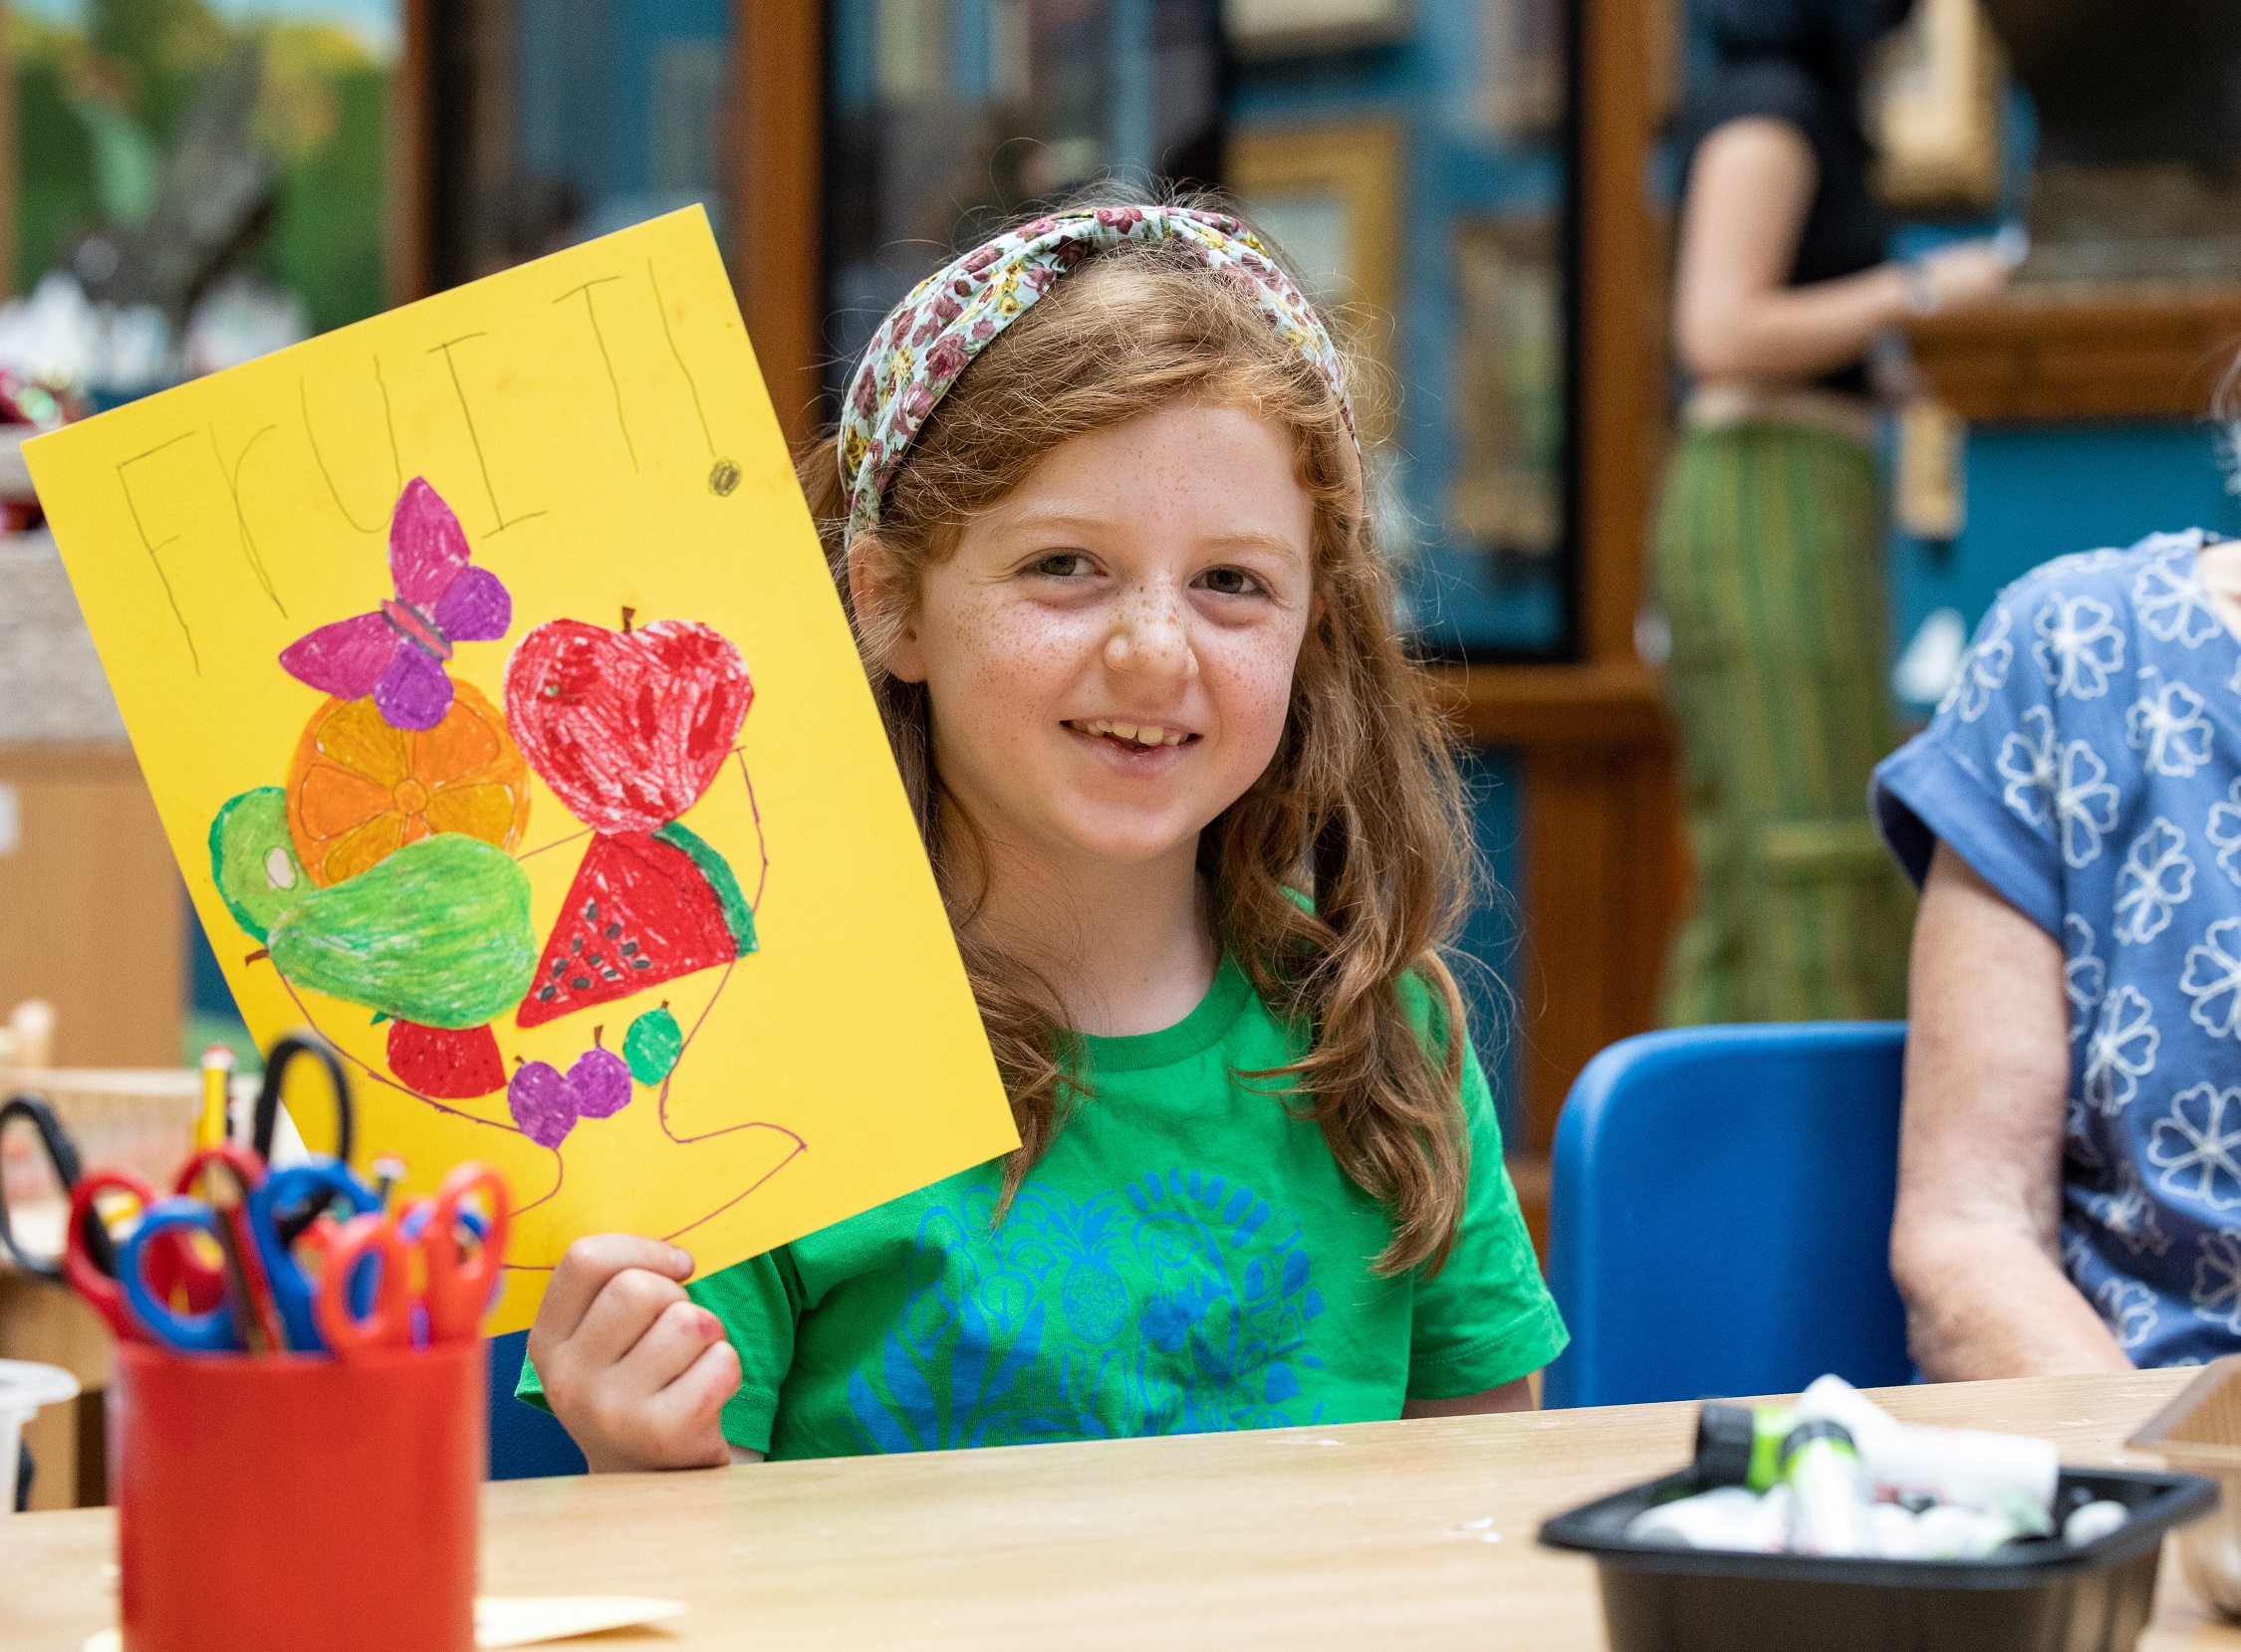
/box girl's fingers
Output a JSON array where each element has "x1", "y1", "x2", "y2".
[
  {"x1": 642, "y1": 1335, "x2": 743, "y2": 1468},
  {"x1": 538, "y1": 1235, "x2": 693, "y2": 1344},
  {"x1": 564, "y1": 1264, "x2": 689, "y2": 1374},
  {"x1": 614, "y1": 1298, "x2": 727, "y2": 1402}
]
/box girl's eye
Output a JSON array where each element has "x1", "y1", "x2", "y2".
[
  {"x1": 1029, "y1": 552, "x2": 1093, "y2": 578},
  {"x1": 1196, "y1": 567, "x2": 1263, "y2": 596}
]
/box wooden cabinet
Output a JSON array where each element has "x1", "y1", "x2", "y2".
[
  {"x1": 1910, "y1": 289, "x2": 2241, "y2": 423},
  {"x1": 0, "y1": 746, "x2": 182, "y2": 1070}
]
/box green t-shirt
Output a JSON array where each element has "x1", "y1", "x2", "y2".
[{"x1": 520, "y1": 956, "x2": 1565, "y2": 1460}]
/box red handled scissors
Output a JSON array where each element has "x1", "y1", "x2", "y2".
[
  {"x1": 314, "y1": 1163, "x2": 509, "y2": 1353},
  {"x1": 63, "y1": 1145, "x2": 273, "y2": 1344}
]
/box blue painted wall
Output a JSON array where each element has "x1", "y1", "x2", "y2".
[
  {"x1": 1890, "y1": 420, "x2": 2241, "y2": 662},
  {"x1": 1231, "y1": 4, "x2": 1570, "y2": 655},
  {"x1": 516, "y1": 0, "x2": 732, "y2": 244}
]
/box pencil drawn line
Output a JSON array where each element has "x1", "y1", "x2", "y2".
[
  {"x1": 651, "y1": 958, "x2": 801, "y2": 1154},
  {"x1": 512, "y1": 1149, "x2": 564, "y2": 1218},
  {"x1": 656, "y1": 958, "x2": 735, "y2": 1143},
  {"x1": 116, "y1": 431, "x2": 200, "y2": 671},
  {"x1": 272, "y1": 973, "x2": 532, "y2": 1138},
  {"x1": 429, "y1": 332, "x2": 542, "y2": 534},
  {"x1": 556, "y1": 276, "x2": 636, "y2": 471},
  {"x1": 735, "y1": 749, "x2": 769, "y2": 911},
  {"x1": 497, "y1": 1127, "x2": 786, "y2": 1277},
  {"x1": 374, "y1": 357, "x2": 401, "y2": 487},
  {"x1": 208, "y1": 422, "x2": 284, "y2": 615},
  {"x1": 658, "y1": 1139, "x2": 808, "y2": 1244},
  {"x1": 519, "y1": 827, "x2": 593, "y2": 861},
  {"x1": 646, "y1": 259, "x2": 715, "y2": 457},
  {"x1": 300, "y1": 374, "x2": 386, "y2": 534}
]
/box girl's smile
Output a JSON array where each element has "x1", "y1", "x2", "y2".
[{"x1": 876, "y1": 400, "x2": 1315, "y2": 873}]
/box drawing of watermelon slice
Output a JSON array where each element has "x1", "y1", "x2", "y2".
[{"x1": 517, "y1": 822, "x2": 756, "y2": 1029}]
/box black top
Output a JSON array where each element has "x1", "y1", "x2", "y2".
[{"x1": 1676, "y1": 59, "x2": 1890, "y2": 394}]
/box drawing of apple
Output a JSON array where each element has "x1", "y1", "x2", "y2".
[{"x1": 504, "y1": 617, "x2": 752, "y2": 833}]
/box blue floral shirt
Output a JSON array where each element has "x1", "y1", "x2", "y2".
[{"x1": 1874, "y1": 530, "x2": 2241, "y2": 1367}]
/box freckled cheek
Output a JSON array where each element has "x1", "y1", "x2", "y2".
[
  {"x1": 1200, "y1": 628, "x2": 1305, "y2": 761},
  {"x1": 923, "y1": 599, "x2": 1105, "y2": 735}
]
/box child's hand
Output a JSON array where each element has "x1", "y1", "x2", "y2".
[{"x1": 527, "y1": 1235, "x2": 742, "y2": 1473}]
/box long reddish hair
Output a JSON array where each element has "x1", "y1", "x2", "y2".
[{"x1": 800, "y1": 197, "x2": 1481, "y2": 1274}]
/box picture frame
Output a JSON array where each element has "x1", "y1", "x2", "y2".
[
  {"x1": 1448, "y1": 213, "x2": 1566, "y2": 564},
  {"x1": 1223, "y1": 0, "x2": 1413, "y2": 59},
  {"x1": 1478, "y1": 0, "x2": 1568, "y2": 138},
  {"x1": 1225, "y1": 119, "x2": 1404, "y2": 443}
]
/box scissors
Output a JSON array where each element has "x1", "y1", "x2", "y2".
[
  {"x1": 251, "y1": 1160, "x2": 383, "y2": 1350},
  {"x1": 0, "y1": 1093, "x2": 228, "y2": 1337},
  {"x1": 250, "y1": 1032, "x2": 355, "y2": 1167},
  {"x1": 116, "y1": 1155, "x2": 382, "y2": 1353},
  {"x1": 0, "y1": 1093, "x2": 85, "y2": 1283},
  {"x1": 314, "y1": 1163, "x2": 510, "y2": 1353},
  {"x1": 110, "y1": 1145, "x2": 283, "y2": 1352}
]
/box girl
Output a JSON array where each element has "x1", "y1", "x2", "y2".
[{"x1": 522, "y1": 195, "x2": 1566, "y2": 1468}]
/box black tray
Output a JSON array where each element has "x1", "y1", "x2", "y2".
[{"x1": 1538, "y1": 1465, "x2": 2218, "y2": 1652}]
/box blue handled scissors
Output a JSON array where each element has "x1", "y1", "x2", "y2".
[
  {"x1": 117, "y1": 1159, "x2": 380, "y2": 1352},
  {"x1": 116, "y1": 1194, "x2": 252, "y2": 1352},
  {"x1": 248, "y1": 1162, "x2": 381, "y2": 1351}
]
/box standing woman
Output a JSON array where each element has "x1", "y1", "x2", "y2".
[{"x1": 1656, "y1": 0, "x2": 2010, "y2": 1024}]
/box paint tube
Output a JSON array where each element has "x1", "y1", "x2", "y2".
[
  {"x1": 1694, "y1": 1403, "x2": 1797, "y2": 1493},
  {"x1": 1794, "y1": 1375, "x2": 2059, "y2": 1517},
  {"x1": 1626, "y1": 1485, "x2": 1792, "y2": 1552},
  {"x1": 1868, "y1": 1494, "x2": 2048, "y2": 1558},
  {"x1": 1780, "y1": 1420, "x2": 1874, "y2": 1557},
  {"x1": 2064, "y1": 1500, "x2": 2129, "y2": 1546}
]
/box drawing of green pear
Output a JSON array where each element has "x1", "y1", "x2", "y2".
[{"x1": 268, "y1": 832, "x2": 537, "y2": 1029}]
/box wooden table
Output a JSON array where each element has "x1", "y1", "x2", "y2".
[{"x1": 3, "y1": 1369, "x2": 2235, "y2": 1649}]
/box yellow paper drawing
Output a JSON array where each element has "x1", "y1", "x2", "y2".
[{"x1": 26, "y1": 209, "x2": 1018, "y2": 1332}]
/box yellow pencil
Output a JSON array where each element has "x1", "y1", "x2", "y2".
[{"x1": 194, "y1": 1045, "x2": 236, "y2": 1151}]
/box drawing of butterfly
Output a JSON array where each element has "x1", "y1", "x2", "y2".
[{"x1": 279, "y1": 476, "x2": 511, "y2": 732}]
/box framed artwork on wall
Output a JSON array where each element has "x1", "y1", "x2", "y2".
[
  {"x1": 1448, "y1": 214, "x2": 1565, "y2": 567},
  {"x1": 1225, "y1": 119, "x2": 1402, "y2": 443},
  {"x1": 1476, "y1": 0, "x2": 1566, "y2": 137},
  {"x1": 821, "y1": 0, "x2": 1224, "y2": 414},
  {"x1": 1223, "y1": 0, "x2": 1412, "y2": 59}
]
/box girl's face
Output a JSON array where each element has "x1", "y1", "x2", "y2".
[{"x1": 879, "y1": 401, "x2": 1317, "y2": 875}]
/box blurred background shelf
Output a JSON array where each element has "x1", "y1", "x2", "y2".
[{"x1": 1909, "y1": 287, "x2": 2241, "y2": 423}]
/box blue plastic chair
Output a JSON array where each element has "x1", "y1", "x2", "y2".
[
  {"x1": 1543, "y1": 1022, "x2": 1914, "y2": 1409},
  {"x1": 487, "y1": 1329, "x2": 589, "y2": 1479}
]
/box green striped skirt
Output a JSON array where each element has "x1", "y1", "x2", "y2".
[{"x1": 1652, "y1": 420, "x2": 1913, "y2": 1026}]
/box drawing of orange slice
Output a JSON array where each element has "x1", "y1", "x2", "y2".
[{"x1": 285, "y1": 679, "x2": 530, "y2": 886}]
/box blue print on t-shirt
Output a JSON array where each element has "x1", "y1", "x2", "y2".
[
  {"x1": 844, "y1": 1170, "x2": 1327, "y2": 1452},
  {"x1": 1873, "y1": 531, "x2": 2241, "y2": 1368}
]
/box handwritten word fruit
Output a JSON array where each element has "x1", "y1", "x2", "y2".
[
  {"x1": 503, "y1": 617, "x2": 751, "y2": 833},
  {"x1": 623, "y1": 1005, "x2": 684, "y2": 1085},
  {"x1": 286, "y1": 680, "x2": 529, "y2": 887},
  {"x1": 386, "y1": 1020, "x2": 507, "y2": 1099},
  {"x1": 507, "y1": 1047, "x2": 632, "y2": 1148},
  {"x1": 279, "y1": 477, "x2": 512, "y2": 732},
  {"x1": 208, "y1": 787, "x2": 312, "y2": 942},
  {"x1": 517, "y1": 822, "x2": 755, "y2": 1029},
  {"x1": 268, "y1": 833, "x2": 538, "y2": 1029}
]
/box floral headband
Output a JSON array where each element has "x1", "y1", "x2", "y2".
[{"x1": 838, "y1": 203, "x2": 1355, "y2": 542}]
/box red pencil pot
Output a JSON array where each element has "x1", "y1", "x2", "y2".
[{"x1": 113, "y1": 1338, "x2": 483, "y2": 1652}]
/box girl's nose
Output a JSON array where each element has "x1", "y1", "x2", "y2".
[{"x1": 1104, "y1": 595, "x2": 1197, "y2": 681}]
